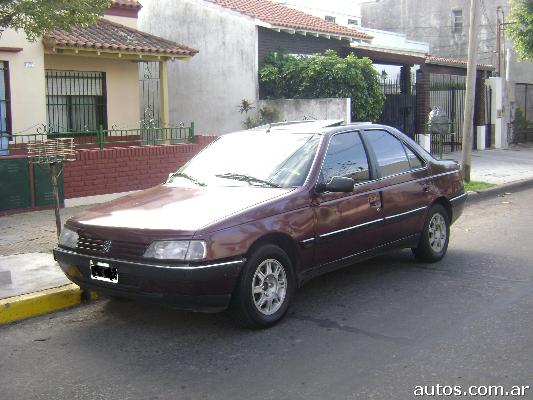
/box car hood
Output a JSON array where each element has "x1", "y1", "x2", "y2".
[{"x1": 69, "y1": 185, "x2": 294, "y2": 232}]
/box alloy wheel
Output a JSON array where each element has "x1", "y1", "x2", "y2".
[
  {"x1": 428, "y1": 213, "x2": 447, "y2": 253},
  {"x1": 251, "y1": 258, "x2": 287, "y2": 316}
]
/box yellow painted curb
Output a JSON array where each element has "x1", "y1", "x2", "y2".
[{"x1": 0, "y1": 284, "x2": 97, "y2": 325}]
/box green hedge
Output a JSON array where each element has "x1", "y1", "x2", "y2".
[{"x1": 259, "y1": 50, "x2": 384, "y2": 122}]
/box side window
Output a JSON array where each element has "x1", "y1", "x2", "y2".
[
  {"x1": 404, "y1": 146, "x2": 424, "y2": 170},
  {"x1": 320, "y1": 131, "x2": 370, "y2": 184},
  {"x1": 365, "y1": 130, "x2": 411, "y2": 177}
]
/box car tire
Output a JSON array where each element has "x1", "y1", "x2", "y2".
[
  {"x1": 412, "y1": 204, "x2": 450, "y2": 263},
  {"x1": 230, "y1": 244, "x2": 295, "y2": 329}
]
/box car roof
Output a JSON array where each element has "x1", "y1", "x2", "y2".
[
  {"x1": 250, "y1": 119, "x2": 344, "y2": 133},
  {"x1": 249, "y1": 120, "x2": 396, "y2": 134},
  {"x1": 225, "y1": 121, "x2": 434, "y2": 161}
]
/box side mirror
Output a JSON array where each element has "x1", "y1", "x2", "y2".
[{"x1": 317, "y1": 176, "x2": 354, "y2": 193}]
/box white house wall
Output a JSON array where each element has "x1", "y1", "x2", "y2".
[
  {"x1": 139, "y1": 0, "x2": 258, "y2": 135},
  {"x1": 0, "y1": 29, "x2": 47, "y2": 135}
]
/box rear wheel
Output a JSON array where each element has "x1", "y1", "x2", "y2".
[
  {"x1": 412, "y1": 204, "x2": 450, "y2": 262},
  {"x1": 230, "y1": 244, "x2": 295, "y2": 329}
]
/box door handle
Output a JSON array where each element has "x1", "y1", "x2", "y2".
[
  {"x1": 422, "y1": 184, "x2": 430, "y2": 193},
  {"x1": 368, "y1": 194, "x2": 381, "y2": 209}
]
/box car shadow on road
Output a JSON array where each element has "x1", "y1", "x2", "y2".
[
  {"x1": 64, "y1": 245, "x2": 531, "y2": 371},
  {"x1": 97, "y1": 249, "x2": 415, "y2": 329},
  {"x1": 94, "y1": 245, "x2": 526, "y2": 331}
]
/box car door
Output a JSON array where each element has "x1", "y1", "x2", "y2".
[
  {"x1": 362, "y1": 129, "x2": 433, "y2": 245},
  {"x1": 313, "y1": 130, "x2": 385, "y2": 267}
]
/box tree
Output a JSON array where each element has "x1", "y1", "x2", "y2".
[
  {"x1": 259, "y1": 50, "x2": 384, "y2": 122},
  {"x1": 0, "y1": 0, "x2": 112, "y2": 41},
  {"x1": 508, "y1": 0, "x2": 533, "y2": 60}
]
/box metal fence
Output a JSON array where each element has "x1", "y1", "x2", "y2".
[
  {"x1": 378, "y1": 78, "x2": 417, "y2": 137},
  {"x1": 428, "y1": 74, "x2": 466, "y2": 154},
  {"x1": 0, "y1": 124, "x2": 195, "y2": 155},
  {"x1": 139, "y1": 62, "x2": 161, "y2": 128}
]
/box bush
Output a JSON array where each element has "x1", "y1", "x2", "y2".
[{"x1": 259, "y1": 50, "x2": 384, "y2": 122}]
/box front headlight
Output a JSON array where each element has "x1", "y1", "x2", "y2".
[
  {"x1": 143, "y1": 240, "x2": 207, "y2": 261},
  {"x1": 58, "y1": 226, "x2": 79, "y2": 249}
]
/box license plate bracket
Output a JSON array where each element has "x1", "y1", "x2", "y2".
[{"x1": 90, "y1": 260, "x2": 118, "y2": 283}]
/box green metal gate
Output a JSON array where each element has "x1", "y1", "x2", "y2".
[
  {"x1": 0, "y1": 158, "x2": 64, "y2": 212},
  {"x1": 33, "y1": 164, "x2": 64, "y2": 207},
  {"x1": 0, "y1": 158, "x2": 31, "y2": 211}
]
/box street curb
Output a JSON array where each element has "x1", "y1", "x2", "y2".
[
  {"x1": 466, "y1": 178, "x2": 533, "y2": 206},
  {"x1": 0, "y1": 284, "x2": 97, "y2": 325}
]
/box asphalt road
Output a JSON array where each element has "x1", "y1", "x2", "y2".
[{"x1": 1, "y1": 188, "x2": 533, "y2": 400}]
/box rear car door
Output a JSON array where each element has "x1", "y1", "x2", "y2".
[
  {"x1": 362, "y1": 129, "x2": 433, "y2": 244},
  {"x1": 313, "y1": 130, "x2": 385, "y2": 267}
]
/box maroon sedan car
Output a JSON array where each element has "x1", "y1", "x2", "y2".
[{"x1": 54, "y1": 121, "x2": 466, "y2": 328}]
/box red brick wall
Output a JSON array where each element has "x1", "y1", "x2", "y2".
[{"x1": 63, "y1": 135, "x2": 216, "y2": 199}]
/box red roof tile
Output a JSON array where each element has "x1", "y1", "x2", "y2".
[
  {"x1": 207, "y1": 0, "x2": 372, "y2": 40},
  {"x1": 426, "y1": 55, "x2": 494, "y2": 70},
  {"x1": 111, "y1": 0, "x2": 142, "y2": 9},
  {"x1": 44, "y1": 19, "x2": 197, "y2": 57}
]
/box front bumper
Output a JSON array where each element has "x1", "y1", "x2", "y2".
[
  {"x1": 53, "y1": 247, "x2": 245, "y2": 312},
  {"x1": 450, "y1": 192, "x2": 468, "y2": 223}
]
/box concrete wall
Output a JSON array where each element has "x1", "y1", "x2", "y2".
[
  {"x1": 361, "y1": 0, "x2": 504, "y2": 67},
  {"x1": 138, "y1": 0, "x2": 258, "y2": 135},
  {"x1": 486, "y1": 77, "x2": 505, "y2": 148},
  {"x1": 507, "y1": 48, "x2": 533, "y2": 85},
  {"x1": 0, "y1": 29, "x2": 47, "y2": 134},
  {"x1": 258, "y1": 98, "x2": 351, "y2": 124},
  {"x1": 44, "y1": 55, "x2": 140, "y2": 129}
]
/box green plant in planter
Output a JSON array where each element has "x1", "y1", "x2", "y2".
[
  {"x1": 238, "y1": 100, "x2": 279, "y2": 129},
  {"x1": 238, "y1": 99, "x2": 257, "y2": 129}
]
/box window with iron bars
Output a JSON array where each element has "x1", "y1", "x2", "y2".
[
  {"x1": 45, "y1": 70, "x2": 107, "y2": 133},
  {"x1": 0, "y1": 61, "x2": 11, "y2": 138}
]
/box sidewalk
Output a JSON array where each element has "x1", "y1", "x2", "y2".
[
  {"x1": 2, "y1": 143, "x2": 533, "y2": 323},
  {"x1": 446, "y1": 143, "x2": 533, "y2": 184}
]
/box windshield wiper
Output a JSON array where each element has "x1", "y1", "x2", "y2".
[
  {"x1": 167, "y1": 172, "x2": 206, "y2": 186},
  {"x1": 215, "y1": 173, "x2": 281, "y2": 188}
]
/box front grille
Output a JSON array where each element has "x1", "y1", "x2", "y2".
[
  {"x1": 77, "y1": 235, "x2": 107, "y2": 254},
  {"x1": 111, "y1": 241, "x2": 146, "y2": 258},
  {"x1": 76, "y1": 234, "x2": 146, "y2": 259}
]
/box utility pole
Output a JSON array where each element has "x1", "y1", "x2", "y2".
[{"x1": 461, "y1": 0, "x2": 480, "y2": 182}]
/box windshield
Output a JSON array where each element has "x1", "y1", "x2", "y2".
[{"x1": 166, "y1": 132, "x2": 321, "y2": 188}]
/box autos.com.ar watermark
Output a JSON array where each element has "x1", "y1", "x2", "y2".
[{"x1": 413, "y1": 384, "x2": 531, "y2": 397}]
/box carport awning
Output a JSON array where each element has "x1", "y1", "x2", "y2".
[
  {"x1": 346, "y1": 46, "x2": 494, "y2": 71},
  {"x1": 43, "y1": 18, "x2": 198, "y2": 61}
]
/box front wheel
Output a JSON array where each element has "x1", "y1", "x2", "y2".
[
  {"x1": 230, "y1": 244, "x2": 295, "y2": 329},
  {"x1": 412, "y1": 204, "x2": 450, "y2": 262}
]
